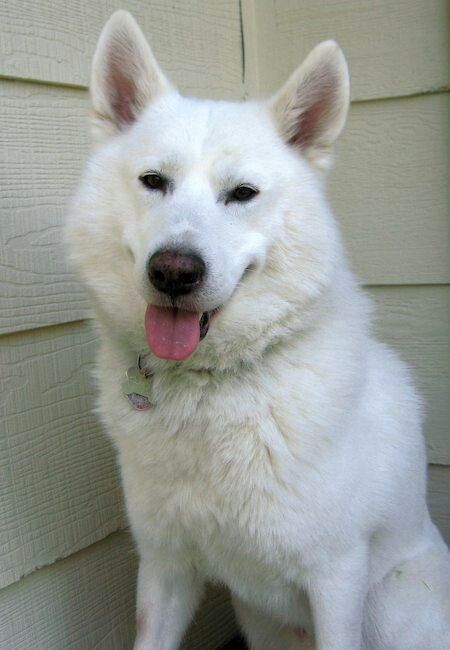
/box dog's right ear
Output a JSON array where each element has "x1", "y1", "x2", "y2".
[{"x1": 90, "y1": 11, "x2": 172, "y2": 144}]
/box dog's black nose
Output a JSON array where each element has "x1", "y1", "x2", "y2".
[{"x1": 147, "y1": 249, "x2": 205, "y2": 297}]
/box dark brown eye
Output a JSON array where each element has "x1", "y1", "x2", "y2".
[
  {"x1": 139, "y1": 172, "x2": 168, "y2": 192},
  {"x1": 229, "y1": 185, "x2": 259, "y2": 203}
]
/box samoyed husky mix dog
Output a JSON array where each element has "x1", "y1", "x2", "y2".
[{"x1": 67, "y1": 10, "x2": 450, "y2": 649}]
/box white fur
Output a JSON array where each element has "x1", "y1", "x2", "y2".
[{"x1": 67, "y1": 11, "x2": 450, "y2": 649}]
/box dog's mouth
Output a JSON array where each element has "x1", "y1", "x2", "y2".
[{"x1": 145, "y1": 305, "x2": 219, "y2": 361}]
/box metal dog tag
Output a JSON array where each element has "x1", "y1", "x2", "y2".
[{"x1": 122, "y1": 362, "x2": 153, "y2": 410}]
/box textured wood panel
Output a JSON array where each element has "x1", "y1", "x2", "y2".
[
  {"x1": 0, "y1": 530, "x2": 237, "y2": 650},
  {"x1": 331, "y1": 93, "x2": 449, "y2": 285},
  {"x1": 0, "y1": 320, "x2": 125, "y2": 588},
  {"x1": 429, "y1": 465, "x2": 450, "y2": 546},
  {"x1": 0, "y1": 0, "x2": 243, "y2": 99},
  {"x1": 0, "y1": 81, "x2": 92, "y2": 334},
  {"x1": 0, "y1": 532, "x2": 137, "y2": 650},
  {"x1": 370, "y1": 285, "x2": 450, "y2": 465},
  {"x1": 250, "y1": 0, "x2": 449, "y2": 101}
]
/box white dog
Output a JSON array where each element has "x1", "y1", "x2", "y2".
[{"x1": 67, "y1": 11, "x2": 450, "y2": 649}]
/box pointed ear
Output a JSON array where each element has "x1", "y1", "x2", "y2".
[
  {"x1": 269, "y1": 41, "x2": 350, "y2": 170},
  {"x1": 90, "y1": 11, "x2": 172, "y2": 143}
]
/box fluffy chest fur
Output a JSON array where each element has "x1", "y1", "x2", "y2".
[
  {"x1": 97, "y1": 322, "x2": 372, "y2": 579},
  {"x1": 100, "y1": 361, "x2": 318, "y2": 624}
]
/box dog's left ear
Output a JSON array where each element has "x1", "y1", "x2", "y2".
[
  {"x1": 269, "y1": 41, "x2": 349, "y2": 170},
  {"x1": 90, "y1": 10, "x2": 172, "y2": 144}
]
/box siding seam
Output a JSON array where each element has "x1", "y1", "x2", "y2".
[
  {"x1": 0, "y1": 528, "x2": 133, "y2": 594},
  {"x1": 238, "y1": 0, "x2": 245, "y2": 85},
  {"x1": 2, "y1": 286, "x2": 449, "y2": 342},
  {"x1": 0, "y1": 75, "x2": 447, "y2": 105}
]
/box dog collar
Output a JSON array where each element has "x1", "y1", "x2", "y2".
[{"x1": 122, "y1": 355, "x2": 153, "y2": 410}]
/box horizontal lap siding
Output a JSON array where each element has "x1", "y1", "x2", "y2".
[
  {"x1": 0, "y1": 82, "x2": 91, "y2": 334},
  {"x1": 0, "y1": 320, "x2": 125, "y2": 588},
  {"x1": 369, "y1": 286, "x2": 450, "y2": 465},
  {"x1": 330, "y1": 94, "x2": 449, "y2": 285},
  {"x1": 428, "y1": 465, "x2": 450, "y2": 546},
  {"x1": 248, "y1": 0, "x2": 449, "y2": 101},
  {"x1": 0, "y1": 532, "x2": 137, "y2": 650},
  {"x1": 0, "y1": 0, "x2": 243, "y2": 98}
]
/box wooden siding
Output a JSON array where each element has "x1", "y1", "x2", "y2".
[
  {"x1": 0, "y1": 82, "x2": 91, "y2": 334},
  {"x1": 331, "y1": 93, "x2": 449, "y2": 285},
  {"x1": 247, "y1": 0, "x2": 449, "y2": 101},
  {"x1": 0, "y1": 321, "x2": 124, "y2": 588},
  {"x1": 0, "y1": 1, "x2": 244, "y2": 99},
  {"x1": 428, "y1": 465, "x2": 450, "y2": 546},
  {"x1": 369, "y1": 286, "x2": 450, "y2": 465}
]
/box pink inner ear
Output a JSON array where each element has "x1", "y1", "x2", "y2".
[
  {"x1": 290, "y1": 76, "x2": 337, "y2": 149},
  {"x1": 108, "y1": 53, "x2": 138, "y2": 126}
]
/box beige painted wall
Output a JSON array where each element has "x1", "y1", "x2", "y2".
[{"x1": 0, "y1": 0, "x2": 448, "y2": 647}]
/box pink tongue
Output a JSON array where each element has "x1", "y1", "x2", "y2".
[{"x1": 145, "y1": 305, "x2": 200, "y2": 361}]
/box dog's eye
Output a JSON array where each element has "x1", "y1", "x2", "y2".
[
  {"x1": 139, "y1": 172, "x2": 168, "y2": 193},
  {"x1": 229, "y1": 185, "x2": 259, "y2": 203}
]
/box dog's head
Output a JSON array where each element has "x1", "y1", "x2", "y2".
[{"x1": 68, "y1": 11, "x2": 350, "y2": 370}]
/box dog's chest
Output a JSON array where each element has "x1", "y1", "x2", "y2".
[
  {"x1": 113, "y1": 370, "x2": 306, "y2": 538},
  {"x1": 119, "y1": 391, "x2": 287, "y2": 531},
  {"x1": 106, "y1": 363, "x2": 329, "y2": 612},
  {"x1": 119, "y1": 409, "x2": 309, "y2": 618}
]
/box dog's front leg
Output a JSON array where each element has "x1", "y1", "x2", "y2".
[
  {"x1": 134, "y1": 557, "x2": 204, "y2": 650},
  {"x1": 307, "y1": 547, "x2": 368, "y2": 650}
]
